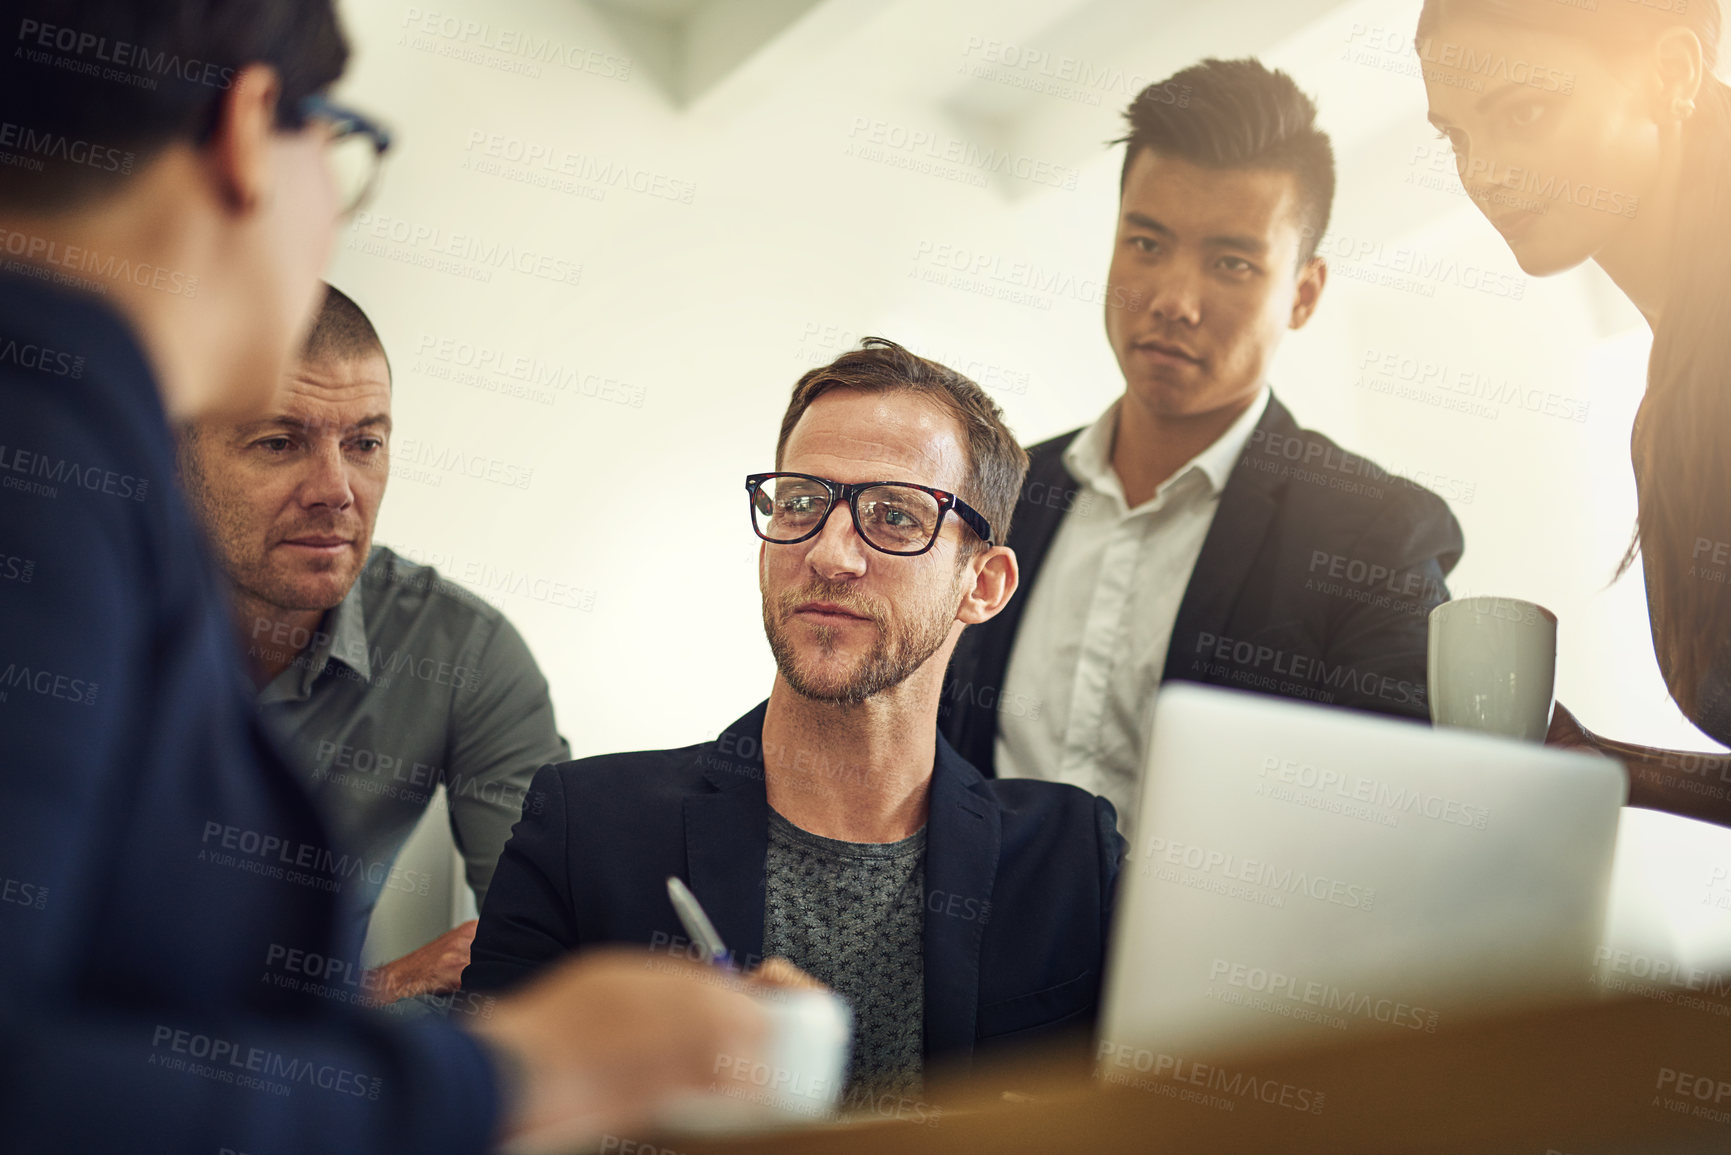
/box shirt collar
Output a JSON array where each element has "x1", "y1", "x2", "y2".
[
  {"x1": 1064, "y1": 384, "x2": 1271, "y2": 507},
  {"x1": 324, "y1": 576, "x2": 372, "y2": 681},
  {"x1": 255, "y1": 571, "x2": 372, "y2": 704}
]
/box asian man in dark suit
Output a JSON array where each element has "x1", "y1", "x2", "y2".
[
  {"x1": 941, "y1": 59, "x2": 1465, "y2": 832},
  {"x1": 467, "y1": 340, "x2": 1125, "y2": 1100}
]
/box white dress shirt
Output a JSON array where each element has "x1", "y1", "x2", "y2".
[{"x1": 995, "y1": 388, "x2": 1271, "y2": 835}]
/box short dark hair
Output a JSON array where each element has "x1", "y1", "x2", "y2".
[
  {"x1": 1, "y1": 1, "x2": 348, "y2": 211},
  {"x1": 303, "y1": 283, "x2": 388, "y2": 379},
  {"x1": 776, "y1": 339, "x2": 1030, "y2": 552},
  {"x1": 1115, "y1": 58, "x2": 1335, "y2": 265}
]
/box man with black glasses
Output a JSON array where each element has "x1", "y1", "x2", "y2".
[
  {"x1": 0, "y1": 2, "x2": 789, "y2": 1151},
  {"x1": 467, "y1": 339, "x2": 1125, "y2": 1100}
]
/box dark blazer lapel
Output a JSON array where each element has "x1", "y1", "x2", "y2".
[
  {"x1": 682, "y1": 706, "x2": 772, "y2": 963},
  {"x1": 945, "y1": 433, "x2": 1081, "y2": 771},
  {"x1": 994, "y1": 434, "x2": 1080, "y2": 653},
  {"x1": 1162, "y1": 395, "x2": 1292, "y2": 681},
  {"x1": 922, "y1": 735, "x2": 1000, "y2": 1062}
]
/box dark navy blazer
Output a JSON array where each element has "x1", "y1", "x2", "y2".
[
  {"x1": 942, "y1": 397, "x2": 1466, "y2": 775},
  {"x1": 465, "y1": 702, "x2": 1126, "y2": 1073},
  {"x1": 0, "y1": 271, "x2": 496, "y2": 1153}
]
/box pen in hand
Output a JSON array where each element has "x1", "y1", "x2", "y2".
[{"x1": 666, "y1": 876, "x2": 732, "y2": 969}]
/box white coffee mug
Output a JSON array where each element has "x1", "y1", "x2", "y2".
[
  {"x1": 749, "y1": 986, "x2": 852, "y2": 1119},
  {"x1": 655, "y1": 986, "x2": 852, "y2": 1134},
  {"x1": 1427, "y1": 596, "x2": 1557, "y2": 742}
]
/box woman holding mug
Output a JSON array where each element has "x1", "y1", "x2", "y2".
[{"x1": 1416, "y1": 0, "x2": 1731, "y2": 826}]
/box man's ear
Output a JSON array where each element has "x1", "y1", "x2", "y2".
[
  {"x1": 172, "y1": 421, "x2": 202, "y2": 486},
  {"x1": 1290, "y1": 256, "x2": 1327, "y2": 330},
  {"x1": 206, "y1": 64, "x2": 283, "y2": 213},
  {"x1": 957, "y1": 545, "x2": 1019, "y2": 626}
]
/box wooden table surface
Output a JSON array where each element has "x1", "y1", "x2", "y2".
[{"x1": 661, "y1": 991, "x2": 1731, "y2": 1154}]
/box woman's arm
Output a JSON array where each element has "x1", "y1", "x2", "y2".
[{"x1": 1548, "y1": 703, "x2": 1731, "y2": 827}]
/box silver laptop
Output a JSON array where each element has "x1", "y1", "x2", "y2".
[{"x1": 1099, "y1": 684, "x2": 1626, "y2": 1061}]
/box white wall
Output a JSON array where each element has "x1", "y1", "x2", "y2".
[{"x1": 327, "y1": 0, "x2": 1727, "y2": 780}]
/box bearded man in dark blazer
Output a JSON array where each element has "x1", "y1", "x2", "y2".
[{"x1": 468, "y1": 340, "x2": 1124, "y2": 1099}]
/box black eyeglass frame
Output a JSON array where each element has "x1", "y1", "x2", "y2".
[
  {"x1": 298, "y1": 93, "x2": 393, "y2": 213},
  {"x1": 745, "y1": 471, "x2": 994, "y2": 556}
]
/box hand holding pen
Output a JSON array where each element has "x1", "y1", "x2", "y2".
[{"x1": 665, "y1": 876, "x2": 827, "y2": 991}]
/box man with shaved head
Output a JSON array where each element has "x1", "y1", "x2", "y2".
[{"x1": 179, "y1": 284, "x2": 568, "y2": 1003}]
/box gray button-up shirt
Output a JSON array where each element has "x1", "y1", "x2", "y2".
[{"x1": 254, "y1": 545, "x2": 568, "y2": 938}]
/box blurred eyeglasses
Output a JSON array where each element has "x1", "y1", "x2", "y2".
[
  {"x1": 299, "y1": 93, "x2": 392, "y2": 216},
  {"x1": 745, "y1": 472, "x2": 993, "y2": 557}
]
